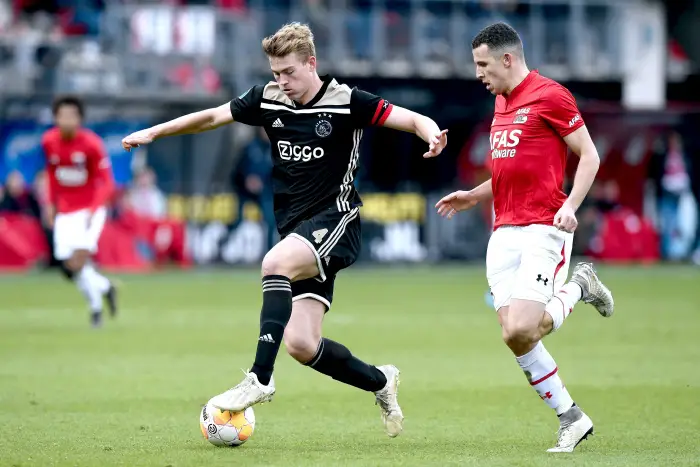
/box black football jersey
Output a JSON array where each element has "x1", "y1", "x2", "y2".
[{"x1": 229, "y1": 75, "x2": 393, "y2": 235}]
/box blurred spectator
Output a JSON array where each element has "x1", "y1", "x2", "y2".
[
  {"x1": 597, "y1": 179, "x2": 621, "y2": 214},
  {"x1": 231, "y1": 127, "x2": 275, "y2": 251},
  {"x1": 54, "y1": 0, "x2": 105, "y2": 37},
  {"x1": 13, "y1": 0, "x2": 60, "y2": 18},
  {"x1": 649, "y1": 131, "x2": 693, "y2": 260},
  {"x1": 123, "y1": 167, "x2": 168, "y2": 219},
  {"x1": 302, "y1": 0, "x2": 329, "y2": 45},
  {"x1": 0, "y1": 170, "x2": 41, "y2": 218},
  {"x1": 0, "y1": 1, "x2": 12, "y2": 31},
  {"x1": 168, "y1": 58, "x2": 221, "y2": 95},
  {"x1": 689, "y1": 133, "x2": 700, "y2": 266}
]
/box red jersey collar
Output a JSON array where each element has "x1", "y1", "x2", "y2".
[{"x1": 505, "y1": 69, "x2": 538, "y2": 101}]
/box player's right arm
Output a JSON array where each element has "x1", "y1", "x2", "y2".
[
  {"x1": 122, "y1": 86, "x2": 264, "y2": 151},
  {"x1": 41, "y1": 134, "x2": 58, "y2": 227},
  {"x1": 435, "y1": 179, "x2": 492, "y2": 219},
  {"x1": 349, "y1": 88, "x2": 448, "y2": 158}
]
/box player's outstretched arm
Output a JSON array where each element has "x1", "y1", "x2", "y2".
[
  {"x1": 382, "y1": 106, "x2": 448, "y2": 158},
  {"x1": 122, "y1": 103, "x2": 234, "y2": 151},
  {"x1": 553, "y1": 125, "x2": 600, "y2": 232},
  {"x1": 435, "y1": 179, "x2": 492, "y2": 219}
]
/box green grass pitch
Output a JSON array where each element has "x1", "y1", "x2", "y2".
[{"x1": 1, "y1": 265, "x2": 699, "y2": 466}]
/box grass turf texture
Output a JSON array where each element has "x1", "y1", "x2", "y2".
[{"x1": 0, "y1": 265, "x2": 699, "y2": 466}]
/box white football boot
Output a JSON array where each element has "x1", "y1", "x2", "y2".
[
  {"x1": 547, "y1": 405, "x2": 594, "y2": 453},
  {"x1": 569, "y1": 262, "x2": 615, "y2": 317},
  {"x1": 374, "y1": 365, "x2": 404, "y2": 438},
  {"x1": 209, "y1": 371, "x2": 275, "y2": 411}
]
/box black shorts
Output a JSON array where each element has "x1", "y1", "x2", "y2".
[{"x1": 286, "y1": 206, "x2": 361, "y2": 310}]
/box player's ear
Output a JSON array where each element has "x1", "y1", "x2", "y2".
[
  {"x1": 502, "y1": 53, "x2": 512, "y2": 68},
  {"x1": 307, "y1": 55, "x2": 316, "y2": 71}
]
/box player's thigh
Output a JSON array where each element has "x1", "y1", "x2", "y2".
[
  {"x1": 486, "y1": 227, "x2": 522, "y2": 311},
  {"x1": 53, "y1": 209, "x2": 90, "y2": 262},
  {"x1": 84, "y1": 207, "x2": 107, "y2": 252},
  {"x1": 262, "y1": 235, "x2": 321, "y2": 280},
  {"x1": 291, "y1": 274, "x2": 336, "y2": 312},
  {"x1": 286, "y1": 206, "x2": 361, "y2": 283},
  {"x1": 497, "y1": 305, "x2": 511, "y2": 341},
  {"x1": 553, "y1": 230, "x2": 573, "y2": 292},
  {"x1": 511, "y1": 225, "x2": 569, "y2": 307}
]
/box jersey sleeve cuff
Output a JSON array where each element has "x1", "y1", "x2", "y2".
[{"x1": 559, "y1": 121, "x2": 584, "y2": 137}]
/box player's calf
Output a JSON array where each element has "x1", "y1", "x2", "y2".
[
  {"x1": 288, "y1": 300, "x2": 387, "y2": 392},
  {"x1": 67, "y1": 250, "x2": 113, "y2": 325},
  {"x1": 251, "y1": 237, "x2": 319, "y2": 386}
]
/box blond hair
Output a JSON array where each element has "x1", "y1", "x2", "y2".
[{"x1": 262, "y1": 22, "x2": 316, "y2": 62}]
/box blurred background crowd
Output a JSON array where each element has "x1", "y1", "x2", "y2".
[{"x1": 1, "y1": 0, "x2": 699, "y2": 271}]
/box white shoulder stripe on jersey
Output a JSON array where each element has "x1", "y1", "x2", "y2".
[{"x1": 260, "y1": 102, "x2": 351, "y2": 114}]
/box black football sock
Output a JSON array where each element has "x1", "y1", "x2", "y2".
[
  {"x1": 304, "y1": 338, "x2": 387, "y2": 392},
  {"x1": 250, "y1": 275, "x2": 292, "y2": 386}
]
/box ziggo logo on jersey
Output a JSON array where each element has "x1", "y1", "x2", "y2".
[
  {"x1": 277, "y1": 141, "x2": 325, "y2": 161},
  {"x1": 489, "y1": 129, "x2": 522, "y2": 159}
]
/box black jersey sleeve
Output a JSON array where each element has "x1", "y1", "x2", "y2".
[
  {"x1": 349, "y1": 88, "x2": 394, "y2": 128},
  {"x1": 230, "y1": 85, "x2": 264, "y2": 126}
]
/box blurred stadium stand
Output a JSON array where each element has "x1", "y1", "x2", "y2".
[{"x1": 1, "y1": 0, "x2": 699, "y2": 270}]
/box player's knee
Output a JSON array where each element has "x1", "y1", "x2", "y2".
[
  {"x1": 502, "y1": 319, "x2": 540, "y2": 348},
  {"x1": 64, "y1": 257, "x2": 81, "y2": 273},
  {"x1": 283, "y1": 328, "x2": 319, "y2": 363},
  {"x1": 69, "y1": 250, "x2": 89, "y2": 271},
  {"x1": 261, "y1": 251, "x2": 292, "y2": 278}
]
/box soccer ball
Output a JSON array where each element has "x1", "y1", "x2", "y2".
[{"x1": 199, "y1": 401, "x2": 255, "y2": 447}]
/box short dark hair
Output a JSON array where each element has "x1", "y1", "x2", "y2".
[
  {"x1": 52, "y1": 95, "x2": 85, "y2": 118},
  {"x1": 472, "y1": 22, "x2": 523, "y2": 56}
]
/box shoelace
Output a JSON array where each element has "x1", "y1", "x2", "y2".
[
  {"x1": 229, "y1": 370, "x2": 255, "y2": 392},
  {"x1": 375, "y1": 390, "x2": 398, "y2": 412},
  {"x1": 553, "y1": 423, "x2": 576, "y2": 447}
]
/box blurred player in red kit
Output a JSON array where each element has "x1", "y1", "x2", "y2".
[
  {"x1": 436, "y1": 23, "x2": 615, "y2": 452},
  {"x1": 42, "y1": 96, "x2": 118, "y2": 328}
]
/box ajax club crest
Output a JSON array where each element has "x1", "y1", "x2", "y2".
[{"x1": 315, "y1": 113, "x2": 333, "y2": 138}]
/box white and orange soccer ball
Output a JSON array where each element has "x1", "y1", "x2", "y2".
[{"x1": 199, "y1": 401, "x2": 255, "y2": 447}]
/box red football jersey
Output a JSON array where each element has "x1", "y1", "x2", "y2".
[
  {"x1": 489, "y1": 70, "x2": 585, "y2": 229},
  {"x1": 41, "y1": 128, "x2": 115, "y2": 214}
]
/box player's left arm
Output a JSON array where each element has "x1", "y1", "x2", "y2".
[
  {"x1": 350, "y1": 88, "x2": 448, "y2": 158},
  {"x1": 88, "y1": 135, "x2": 116, "y2": 212},
  {"x1": 540, "y1": 84, "x2": 600, "y2": 232},
  {"x1": 562, "y1": 125, "x2": 600, "y2": 212}
]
